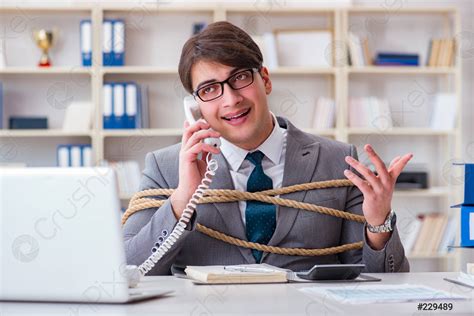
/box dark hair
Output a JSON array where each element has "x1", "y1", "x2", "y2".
[{"x1": 178, "y1": 21, "x2": 263, "y2": 94}]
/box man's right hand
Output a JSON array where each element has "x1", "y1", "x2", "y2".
[{"x1": 170, "y1": 120, "x2": 221, "y2": 219}]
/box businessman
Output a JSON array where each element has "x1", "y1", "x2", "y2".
[{"x1": 123, "y1": 21, "x2": 412, "y2": 275}]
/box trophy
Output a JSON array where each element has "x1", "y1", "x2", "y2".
[{"x1": 33, "y1": 29, "x2": 55, "y2": 67}]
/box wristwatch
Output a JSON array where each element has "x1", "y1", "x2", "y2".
[{"x1": 366, "y1": 210, "x2": 396, "y2": 233}]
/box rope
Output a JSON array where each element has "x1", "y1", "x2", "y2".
[{"x1": 122, "y1": 179, "x2": 366, "y2": 256}]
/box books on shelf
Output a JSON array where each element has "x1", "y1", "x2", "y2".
[
  {"x1": 103, "y1": 82, "x2": 149, "y2": 129},
  {"x1": 62, "y1": 101, "x2": 93, "y2": 132},
  {"x1": 275, "y1": 30, "x2": 332, "y2": 68},
  {"x1": 430, "y1": 93, "x2": 457, "y2": 131},
  {"x1": 427, "y1": 38, "x2": 455, "y2": 67},
  {"x1": 348, "y1": 97, "x2": 392, "y2": 130},
  {"x1": 405, "y1": 213, "x2": 458, "y2": 256},
  {"x1": 374, "y1": 52, "x2": 419, "y2": 66},
  {"x1": 312, "y1": 97, "x2": 335, "y2": 129},
  {"x1": 347, "y1": 32, "x2": 371, "y2": 66},
  {"x1": 57, "y1": 144, "x2": 92, "y2": 167},
  {"x1": 106, "y1": 160, "x2": 141, "y2": 199},
  {"x1": 81, "y1": 19, "x2": 125, "y2": 66}
]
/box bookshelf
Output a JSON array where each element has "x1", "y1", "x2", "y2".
[{"x1": 0, "y1": 3, "x2": 462, "y2": 272}]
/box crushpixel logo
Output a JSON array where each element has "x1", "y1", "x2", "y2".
[{"x1": 12, "y1": 234, "x2": 40, "y2": 263}]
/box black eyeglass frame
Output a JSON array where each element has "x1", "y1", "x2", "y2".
[{"x1": 192, "y1": 67, "x2": 261, "y2": 102}]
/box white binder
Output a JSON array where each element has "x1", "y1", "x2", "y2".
[
  {"x1": 80, "y1": 20, "x2": 92, "y2": 66},
  {"x1": 103, "y1": 83, "x2": 113, "y2": 128},
  {"x1": 113, "y1": 20, "x2": 125, "y2": 54},
  {"x1": 82, "y1": 146, "x2": 92, "y2": 167},
  {"x1": 70, "y1": 146, "x2": 82, "y2": 167},
  {"x1": 57, "y1": 146, "x2": 70, "y2": 167},
  {"x1": 113, "y1": 83, "x2": 125, "y2": 128}
]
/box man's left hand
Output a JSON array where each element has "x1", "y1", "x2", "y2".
[{"x1": 344, "y1": 144, "x2": 413, "y2": 249}]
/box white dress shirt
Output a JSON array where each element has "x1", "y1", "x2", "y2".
[{"x1": 219, "y1": 112, "x2": 287, "y2": 225}]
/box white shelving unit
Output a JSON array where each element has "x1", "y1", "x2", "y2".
[{"x1": 0, "y1": 3, "x2": 462, "y2": 271}]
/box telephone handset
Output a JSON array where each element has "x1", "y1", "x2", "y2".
[
  {"x1": 136, "y1": 96, "x2": 220, "y2": 276},
  {"x1": 183, "y1": 95, "x2": 221, "y2": 149}
]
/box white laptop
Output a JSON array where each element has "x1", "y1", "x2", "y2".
[{"x1": 0, "y1": 167, "x2": 171, "y2": 303}]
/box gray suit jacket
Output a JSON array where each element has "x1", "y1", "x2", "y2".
[{"x1": 123, "y1": 117, "x2": 409, "y2": 275}]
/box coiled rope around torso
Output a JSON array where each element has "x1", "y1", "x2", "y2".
[{"x1": 122, "y1": 179, "x2": 366, "y2": 256}]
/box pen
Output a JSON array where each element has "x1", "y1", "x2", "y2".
[{"x1": 223, "y1": 266, "x2": 276, "y2": 273}]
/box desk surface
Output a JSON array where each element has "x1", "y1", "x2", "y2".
[{"x1": 1, "y1": 273, "x2": 473, "y2": 315}]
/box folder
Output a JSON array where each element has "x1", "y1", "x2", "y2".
[
  {"x1": 70, "y1": 146, "x2": 82, "y2": 167},
  {"x1": 125, "y1": 82, "x2": 138, "y2": 128},
  {"x1": 112, "y1": 20, "x2": 125, "y2": 66},
  {"x1": 103, "y1": 83, "x2": 114, "y2": 129},
  {"x1": 113, "y1": 83, "x2": 126, "y2": 129},
  {"x1": 103, "y1": 20, "x2": 113, "y2": 66},
  {"x1": 57, "y1": 145, "x2": 70, "y2": 167},
  {"x1": 82, "y1": 145, "x2": 92, "y2": 167},
  {"x1": 80, "y1": 20, "x2": 92, "y2": 67}
]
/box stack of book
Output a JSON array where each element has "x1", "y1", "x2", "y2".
[
  {"x1": 103, "y1": 82, "x2": 149, "y2": 129},
  {"x1": 427, "y1": 38, "x2": 455, "y2": 67},
  {"x1": 349, "y1": 97, "x2": 392, "y2": 130},
  {"x1": 403, "y1": 213, "x2": 458, "y2": 256},
  {"x1": 80, "y1": 19, "x2": 125, "y2": 66},
  {"x1": 347, "y1": 32, "x2": 372, "y2": 66},
  {"x1": 105, "y1": 160, "x2": 141, "y2": 199},
  {"x1": 374, "y1": 52, "x2": 419, "y2": 66},
  {"x1": 57, "y1": 144, "x2": 93, "y2": 167},
  {"x1": 312, "y1": 97, "x2": 335, "y2": 129}
]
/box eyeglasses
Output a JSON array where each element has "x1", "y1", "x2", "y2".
[{"x1": 193, "y1": 68, "x2": 259, "y2": 102}]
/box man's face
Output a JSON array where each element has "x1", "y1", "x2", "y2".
[{"x1": 190, "y1": 60, "x2": 273, "y2": 150}]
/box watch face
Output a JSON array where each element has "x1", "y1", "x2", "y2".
[{"x1": 389, "y1": 212, "x2": 396, "y2": 229}]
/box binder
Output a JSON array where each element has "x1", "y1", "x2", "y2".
[
  {"x1": 103, "y1": 20, "x2": 113, "y2": 66},
  {"x1": 80, "y1": 20, "x2": 92, "y2": 66},
  {"x1": 112, "y1": 20, "x2": 125, "y2": 66},
  {"x1": 70, "y1": 146, "x2": 82, "y2": 167},
  {"x1": 82, "y1": 145, "x2": 92, "y2": 167},
  {"x1": 140, "y1": 84, "x2": 149, "y2": 128},
  {"x1": 113, "y1": 83, "x2": 126, "y2": 129},
  {"x1": 103, "y1": 83, "x2": 114, "y2": 129},
  {"x1": 57, "y1": 145, "x2": 70, "y2": 167},
  {"x1": 125, "y1": 82, "x2": 138, "y2": 129}
]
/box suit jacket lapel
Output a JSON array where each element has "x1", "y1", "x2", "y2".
[
  {"x1": 207, "y1": 153, "x2": 255, "y2": 263},
  {"x1": 266, "y1": 119, "x2": 321, "y2": 249}
]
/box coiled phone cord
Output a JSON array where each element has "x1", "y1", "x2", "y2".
[{"x1": 138, "y1": 154, "x2": 219, "y2": 276}]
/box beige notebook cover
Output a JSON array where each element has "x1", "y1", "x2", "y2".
[{"x1": 184, "y1": 264, "x2": 288, "y2": 284}]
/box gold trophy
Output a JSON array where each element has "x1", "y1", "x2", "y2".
[{"x1": 33, "y1": 29, "x2": 55, "y2": 67}]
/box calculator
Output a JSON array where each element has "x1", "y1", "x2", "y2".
[{"x1": 296, "y1": 264, "x2": 365, "y2": 281}]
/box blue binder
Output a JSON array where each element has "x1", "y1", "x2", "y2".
[
  {"x1": 112, "y1": 83, "x2": 127, "y2": 129},
  {"x1": 451, "y1": 163, "x2": 474, "y2": 247},
  {"x1": 57, "y1": 144, "x2": 92, "y2": 167},
  {"x1": 103, "y1": 20, "x2": 114, "y2": 66},
  {"x1": 80, "y1": 20, "x2": 92, "y2": 66},
  {"x1": 112, "y1": 20, "x2": 125, "y2": 66},
  {"x1": 103, "y1": 83, "x2": 114, "y2": 129},
  {"x1": 124, "y1": 82, "x2": 138, "y2": 129},
  {"x1": 103, "y1": 19, "x2": 125, "y2": 66}
]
